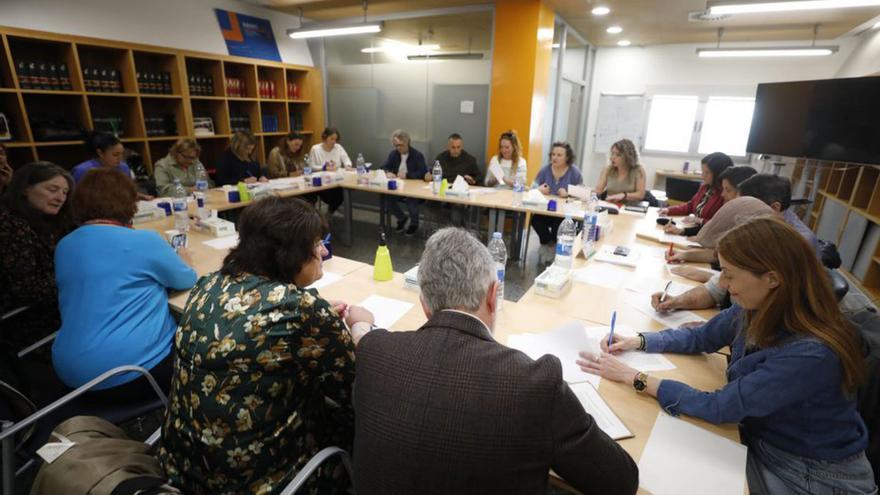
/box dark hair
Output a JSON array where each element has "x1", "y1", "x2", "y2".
[
  {"x1": 549, "y1": 141, "x2": 575, "y2": 166},
  {"x1": 738, "y1": 173, "x2": 792, "y2": 211},
  {"x1": 279, "y1": 132, "x2": 305, "y2": 162},
  {"x1": 448, "y1": 133, "x2": 463, "y2": 141},
  {"x1": 73, "y1": 168, "x2": 138, "y2": 224},
  {"x1": 701, "y1": 152, "x2": 734, "y2": 189},
  {"x1": 221, "y1": 196, "x2": 328, "y2": 283},
  {"x1": 85, "y1": 131, "x2": 121, "y2": 156},
  {"x1": 1, "y1": 161, "x2": 75, "y2": 242},
  {"x1": 718, "y1": 166, "x2": 758, "y2": 191},
  {"x1": 321, "y1": 127, "x2": 340, "y2": 141}
]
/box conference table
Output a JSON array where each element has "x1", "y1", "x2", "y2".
[{"x1": 139, "y1": 187, "x2": 745, "y2": 494}]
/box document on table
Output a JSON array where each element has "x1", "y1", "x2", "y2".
[
  {"x1": 625, "y1": 277, "x2": 693, "y2": 297},
  {"x1": 203, "y1": 234, "x2": 239, "y2": 250},
  {"x1": 572, "y1": 263, "x2": 632, "y2": 289},
  {"x1": 636, "y1": 229, "x2": 702, "y2": 248},
  {"x1": 626, "y1": 293, "x2": 706, "y2": 328},
  {"x1": 489, "y1": 161, "x2": 506, "y2": 184},
  {"x1": 582, "y1": 326, "x2": 676, "y2": 372},
  {"x1": 639, "y1": 412, "x2": 747, "y2": 495},
  {"x1": 506, "y1": 321, "x2": 601, "y2": 388},
  {"x1": 359, "y1": 295, "x2": 414, "y2": 330},
  {"x1": 594, "y1": 245, "x2": 641, "y2": 268},
  {"x1": 305, "y1": 271, "x2": 343, "y2": 290},
  {"x1": 570, "y1": 382, "x2": 633, "y2": 440}
]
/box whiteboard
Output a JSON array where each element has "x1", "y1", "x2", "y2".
[{"x1": 594, "y1": 94, "x2": 645, "y2": 152}]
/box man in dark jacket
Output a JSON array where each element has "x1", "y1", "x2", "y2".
[
  {"x1": 382, "y1": 129, "x2": 427, "y2": 236},
  {"x1": 426, "y1": 133, "x2": 482, "y2": 185},
  {"x1": 353, "y1": 227, "x2": 639, "y2": 495}
]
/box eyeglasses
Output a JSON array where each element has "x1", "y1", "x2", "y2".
[{"x1": 178, "y1": 153, "x2": 198, "y2": 161}]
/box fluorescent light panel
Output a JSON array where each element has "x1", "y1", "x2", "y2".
[
  {"x1": 606, "y1": 25, "x2": 623, "y2": 34},
  {"x1": 697, "y1": 46, "x2": 838, "y2": 57},
  {"x1": 288, "y1": 22, "x2": 383, "y2": 39},
  {"x1": 708, "y1": 0, "x2": 880, "y2": 15},
  {"x1": 618, "y1": 40, "x2": 632, "y2": 46},
  {"x1": 591, "y1": 6, "x2": 610, "y2": 15},
  {"x1": 407, "y1": 53, "x2": 484, "y2": 60}
]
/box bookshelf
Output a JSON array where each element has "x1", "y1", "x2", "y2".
[{"x1": 0, "y1": 25, "x2": 324, "y2": 174}]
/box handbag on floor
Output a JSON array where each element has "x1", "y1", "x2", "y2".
[{"x1": 29, "y1": 416, "x2": 180, "y2": 495}]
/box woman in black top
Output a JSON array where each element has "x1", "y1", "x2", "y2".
[{"x1": 214, "y1": 131, "x2": 267, "y2": 186}]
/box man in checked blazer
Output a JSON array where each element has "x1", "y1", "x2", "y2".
[{"x1": 353, "y1": 227, "x2": 638, "y2": 494}]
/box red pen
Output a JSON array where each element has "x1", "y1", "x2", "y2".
[{"x1": 667, "y1": 242, "x2": 683, "y2": 264}]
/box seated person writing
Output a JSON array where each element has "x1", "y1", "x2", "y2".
[
  {"x1": 267, "y1": 132, "x2": 307, "y2": 178},
  {"x1": 382, "y1": 129, "x2": 427, "y2": 236},
  {"x1": 159, "y1": 197, "x2": 374, "y2": 494},
  {"x1": 580, "y1": 217, "x2": 876, "y2": 495},
  {"x1": 664, "y1": 165, "x2": 756, "y2": 236},
  {"x1": 353, "y1": 227, "x2": 638, "y2": 494},
  {"x1": 215, "y1": 131, "x2": 267, "y2": 186},
  {"x1": 595, "y1": 138, "x2": 645, "y2": 203},
  {"x1": 659, "y1": 152, "x2": 733, "y2": 233},
  {"x1": 530, "y1": 142, "x2": 584, "y2": 246},
  {"x1": 153, "y1": 138, "x2": 213, "y2": 196},
  {"x1": 307, "y1": 127, "x2": 348, "y2": 213}
]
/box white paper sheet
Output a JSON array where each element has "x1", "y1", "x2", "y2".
[
  {"x1": 625, "y1": 278, "x2": 693, "y2": 297},
  {"x1": 305, "y1": 271, "x2": 343, "y2": 290},
  {"x1": 569, "y1": 382, "x2": 633, "y2": 440},
  {"x1": 359, "y1": 295, "x2": 414, "y2": 330},
  {"x1": 568, "y1": 184, "x2": 590, "y2": 201},
  {"x1": 594, "y1": 245, "x2": 641, "y2": 268},
  {"x1": 637, "y1": 229, "x2": 702, "y2": 248},
  {"x1": 489, "y1": 161, "x2": 506, "y2": 184},
  {"x1": 666, "y1": 264, "x2": 719, "y2": 281},
  {"x1": 203, "y1": 234, "x2": 239, "y2": 250},
  {"x1": 572, "y1": 263, "x2": 632, "y2": 289},
  {"x1": 505, "y1": 321, "x2": 601, "y2": 388},
  {"x1": 639, "y1": 412, "x2": 747, "y2": 495},
  {"x1": 626, "y1": 293, "x2": 706, "y2": 328},
  {"x1": 582, "y1": 326, "x2": 676, "y2": 372}
]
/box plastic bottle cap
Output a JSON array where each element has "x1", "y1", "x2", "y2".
[{"x1": 493, "y1": 232, "x2": 502, "y2": 239}]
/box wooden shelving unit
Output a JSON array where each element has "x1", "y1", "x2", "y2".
[
  {"x1": 807, "y1": 159, "x2": 880, "y2": 301},
  {"x1": 0, "y1": 25, "x2": 324, "y2": 174}
]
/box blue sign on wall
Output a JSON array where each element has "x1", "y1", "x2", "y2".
[{"x1": 215, "y1": 9, "x2": 282, "y2": 62}]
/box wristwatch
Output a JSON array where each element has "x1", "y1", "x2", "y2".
[{"x1": 633, "y1": 372, "x2": 649, "y2": 392}]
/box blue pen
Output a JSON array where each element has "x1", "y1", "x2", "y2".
[{"x1": 607, "y1": 311, "x2": 617, "y2": 348}]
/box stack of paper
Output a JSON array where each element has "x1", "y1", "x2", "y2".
[
  {"x1": 636, "y1": 229, "x2": 702, "y2": 249},
  {"x1": 570, "y1": 382, "x2": 632, "y2": 440},
  {"x1": 639, "y1": 413, "x2": 747, "y2": 495},
  {"x1": 203, "y1": 234, "x2": 239, "y2": 250},
  {"x1": 594, "y1": 245, "x2": 641, "y2": 268}
]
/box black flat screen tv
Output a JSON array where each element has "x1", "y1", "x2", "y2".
[{"x1": 747, "y1": 76, "x2": 880, "y2": 165}]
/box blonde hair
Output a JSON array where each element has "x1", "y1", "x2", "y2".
[
  {"x1": 231, "y1": 131, "x2": 257, "y2": 160},
  {"x1": 497, "y1": 130, "x2": 522, "y2": 174},
  {"x1": 611, "y1": 139, "x2": 639, "y2": 174},
  {"x1": 169, "y1": 138, "x2": 201, "y2": 156},
  {"x1": 718, "y1": 217, "x2": 865, "y2": 393}
]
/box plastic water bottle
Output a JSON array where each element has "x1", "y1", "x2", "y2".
[
  {"x1": 171, "y1": 179, "x2": 189, "y2": 232},
  {"x1": 488, "y1": 232, "x2": 507, "y2": 309},
  {"x1": 512, "y1": 175, "x2": 524, "y2": 207},
  {"x1": 193, "y1": 162, "x2": 209, "y2": 219},
  {"x1": 303, "y1": 155, "x2": 313, "y2": 186},
  {"x1": 432, "y1": 160, "x2": 443, "y2": 194},
  {"x1": 555, "y1": 214, "x2": 576, "y2": 269},
  {"x1": 356, "y1": 153, "x2": 368, "y2": 185}
]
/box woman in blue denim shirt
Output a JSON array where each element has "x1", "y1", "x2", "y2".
[{"x1": 579, "y1": 216, "x2": 876, "y2": 494}]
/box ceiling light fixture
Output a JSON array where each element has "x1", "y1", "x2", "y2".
[
  {"x1": 361, "y1": 40, "x2": 440, "y2": 55},
  {"x1": 407, "y1": 53, "x2": 484, "y2": 60},
  {"x1": 591, "y1": 6, "x2": 611, "y2": 15},
  {"x1": 618, "y1": 40, "x2": 632, "y2": 46},
  {"x1": 874, "y1": 20, "x2": 880, "y2": 28},
  {"x1": 607, "y1": 25, "x2": 623, "y2": 34},
  {"x1": 288, "y1": 0, "x2": 383, "y2": 39},
  {"x1": 697, "y1": 46, "x2": 837, "y2": 57},
  {"x1": 708, "y1": 0, "x2": 880, "y2": 15}
]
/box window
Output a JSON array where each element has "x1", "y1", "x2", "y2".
[
  {"x1": 643, "y1": 95, "x2": 699, "y2": 153},
  {"x1": 643, "y1": 94, "x2": 756, "y2": 157},
  {"x1": 698, "y1": 97, "x2": 755, "y2": 156}
]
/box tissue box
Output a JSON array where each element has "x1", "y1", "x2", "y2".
[
  {"x1": 247, "y1": 184, "x2": 273, "y2": 201},
  {"x1": 164, "y1": 229, "x2": 188, "y2": 250},
  {"x1": 133, "y1": 202, "x2": 166, "y2": 224},
  {"x1": 194, "y1": 217, "x2": 236, "y2": 237},
  {"x1": 534, "y1": 266, "x2": 572, "y2": 298},
  {"x1": 403, "y1": 265, "x2": 419, "y2": 291},
  {"x1": 445, "y1": 189, "x2": 470, "y2": 198}
]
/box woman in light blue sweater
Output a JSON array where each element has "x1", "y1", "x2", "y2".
[{"x1": 54, "y1": 168, "x2": 196, "y2": 401}]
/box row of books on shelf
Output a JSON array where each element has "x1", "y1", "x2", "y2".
[{"x1": 16, "y1": 60, "x2": 73, "y2": 90}]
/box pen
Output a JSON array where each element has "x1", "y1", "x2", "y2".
[
  {"x1": 667, "y1": 242, "x2": 674, "y2": 257},
  {"x1": 660, "y1": 280, "x2": 672, "y2": 303},
  {"x1": 607, "y1": 311, "x2": 617, "y2": 348}
]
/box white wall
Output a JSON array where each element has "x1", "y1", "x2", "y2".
[
  {"x1": 2, "y1": 0, "x2": 313, "y2": 66},
  {"x1": 836, "y1": 28, "x2": 880, "y2": 77},
  {"x1": 582, "y1": 39, "x2": 857, "y2": 188}
]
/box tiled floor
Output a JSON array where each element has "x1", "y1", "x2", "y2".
[{"x1": 327, "y1": 205, "x2": 557, "y2": 302}]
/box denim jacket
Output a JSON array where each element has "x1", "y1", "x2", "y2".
[{"x1": 644, "y1": 305, "x2": 868, "y2": 461}]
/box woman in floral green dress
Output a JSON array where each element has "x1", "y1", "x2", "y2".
[{"x1": 159, "y1": 196, "x2": 375, "y2": 495}]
